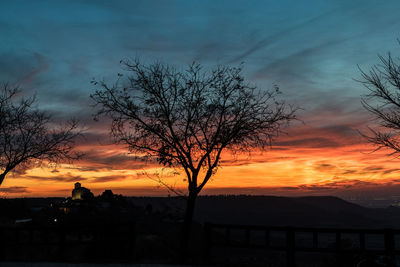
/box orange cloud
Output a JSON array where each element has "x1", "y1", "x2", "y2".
[{"x1": 3, "y1": 119, "x2": 400, "y2": 197}]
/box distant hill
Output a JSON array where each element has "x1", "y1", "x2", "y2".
[
  {"x1": 131, "y1": 195, "x2": 400, "y2": 228},
  {"x1": 192, "y1": 195, "x2": 400, "y2": 228}
]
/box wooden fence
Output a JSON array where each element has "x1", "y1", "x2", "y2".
[{"x1": 204, "y1": 223, "x2": 400, "y2": 267}]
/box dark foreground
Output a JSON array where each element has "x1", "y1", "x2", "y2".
[
  {"x1": 2, "y1": 195, "x2": 400, "y2": 266},
  {"x1": 0, "y1": 264, "x2": 185, "y2": 267}
]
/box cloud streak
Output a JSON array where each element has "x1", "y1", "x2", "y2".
[{"x1": 0, "y1": 186, "x2": 30, "y2": 193}]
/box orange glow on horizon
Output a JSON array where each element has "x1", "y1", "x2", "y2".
[{"x1": 3, "y1": 128, "x2": 400, "y2": 198}]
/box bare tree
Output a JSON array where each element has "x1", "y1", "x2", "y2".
[
  {"x1": 0, "y1": 84, "x2": 81, "y2": 185},
  {"x1": 359, "y1": 47, "x2": 400, "y2": 154},
  {"x1": 91, "y1": 60, "x2": 296, "y2": 248}
]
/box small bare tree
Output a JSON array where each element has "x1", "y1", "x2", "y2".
[
  {"x1": 359, "y1": 47, "x2": 400, "y2": 154},
  {"x1": 91, "y1": 60, "x2": 296, "y2": 247},
  {"x1": 0, "y1": 84, "x2": 81, "y2": 185}
]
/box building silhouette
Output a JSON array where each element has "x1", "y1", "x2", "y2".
[{"x1": 71, "y1": 182, "x2": 93, "y2": 200}]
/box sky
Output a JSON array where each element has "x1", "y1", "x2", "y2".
[{"x1": 1, "y1": 0, "x2": 400, "y2": 198}]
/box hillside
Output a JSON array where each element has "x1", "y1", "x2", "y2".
[
  {"x1": 193, "y1": 195, "x2": 400, "y2": 228},
  {"x1": 132, "y1": 195, "x2": 400, "y2": 228}
]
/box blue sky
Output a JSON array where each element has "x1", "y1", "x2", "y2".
[{"x1": 1, "y1": 1, "x2": 399, "y2": 118}]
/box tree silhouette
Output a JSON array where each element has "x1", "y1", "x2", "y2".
[
  {"x1": 0, "y1": 84, "x2": 81, "y2": 186},
  {"x1": 91, "y1": 60, "x2": 296, "y2": 250},
  {"x1": 359, "y1": 46, "x2": 400, "y2": 154}
]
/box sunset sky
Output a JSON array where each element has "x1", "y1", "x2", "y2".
[{"x1": 1, "y1": 0, "x2": 400, "y2": 197}]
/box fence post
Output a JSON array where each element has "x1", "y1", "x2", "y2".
[
  {"x1": 265, "y1": 229, "x2": 270, "y2": 248},
  {"x1": 384, "y1": 229, "x2": 396, "y2": 267},
  {"x1": 125, "y1": 222, "x2": 136, "y2": 260},
  {"x1": 335, "y1": 232, "x2": 341, "y2": 253},
  {"x1": 245, "y1": 227, "x2": 250, "y2": 246},
  {"x1": 226, "y1": 226, "x2": 231, "y2": 245},
  {"x1": 0, "y1": 228, "x2": 3, "y2": 260},
  {"x1": 58, "y1": 227, "x2": 66, "y2": 261},
  {"x1": 359, "y1": 232, "x2": 365, "y2": 251},
  {"x1": 28, "y1": 228, "x2": 33, "y2": 260},
  {"x1": 203, "y1": 223, "x2": 211, "y2": 262},
  {"x1": 312, "y1": 231, "x2": 318, "y2": 249},
  {"x1": 286, "y1": 228, "x2": 296, "y2": 267}
]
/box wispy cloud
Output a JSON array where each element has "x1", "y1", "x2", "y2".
[
  {"x1": 0, "y1": 186, "x2": 30, "y2": 193},
  {"x1": 227, "y1": 7, "x2": 346, "y2": 64},
  {"x1": 26, "y1": 173, "x2": 86, "y2": 183}
]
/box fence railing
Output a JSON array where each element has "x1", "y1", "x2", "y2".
[
  {"x1": 204, "y1": 223, "x2": 400, "y2": 267},
  {"x1": 0, "y1": 222, "x2": 136, "y2": 261}
]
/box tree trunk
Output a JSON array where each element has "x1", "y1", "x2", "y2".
[
  {"x1": 180, "y1": 190, "x2": 197, "y2": 259},
  {"x1": 0, "y1": 173, "x2": 6, "y2": 186}
]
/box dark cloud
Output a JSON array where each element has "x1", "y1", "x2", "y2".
[
  {"x1": 278, "y1": 186, "x2": 299, "y2": 191},
  {"x1": 25, "y1": 173, "x2": 129, "y2": 183},
  {"x1": 298, "y1": 185, "x2": 337, "y2": 191},
  {"x1": 363, "y1": 166, "x2": 384, "y2": 172},
  {"x1": 91, "y1": 175, "x2": 128, "y2": 183},
  {"x1": 26, "y1": 173, "x2": 86, "y2": 183},
  {"x1": 219, "y1": 157, "x2": 275, "y2": 166},
  {"x1": 310, "y1": 164, "x2": 400, "y2": 178},
  {"x1": 0, "y1": 52, "x2": 49, "y2": 88},
  {"x1": 314, "y1": 163, "x2": 336, "y2": 172},
  {"x1": 65, "y1": 166, "x2": 109, "y2": 172},
  {"x1": 252, "y1": 39, "x2": 350, "y2": 84},
  {"x1": 275, "y1": 137, "x2": 339, "y2": 148},
  {"x1": 274, "y1": 123, "x2": 363, "y2": 149},
  {"x1": 74, "y1": 132, "x2": 111, "y2": 146},
  {"x1": 82, "y1": 149, "x2": 156, "y2": 170},
  {"x1": 320, "y1": 125, "x2": 359, "y2": 139},
  {"x1": 227, "y1": 6, "x2": 346, "y2": 64},
  {"x1": 342, "y1": 170, "x2": 357, "y2": 175},
  {"x1": 383, "y1": 169, "x2": 400, "y2": 175},
  {"x1": 0, "y1": 186, "x2": 30, "y2": 193},
  {"x1": 271, "y1": 179, "x2": 394, "y2": 194}
]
